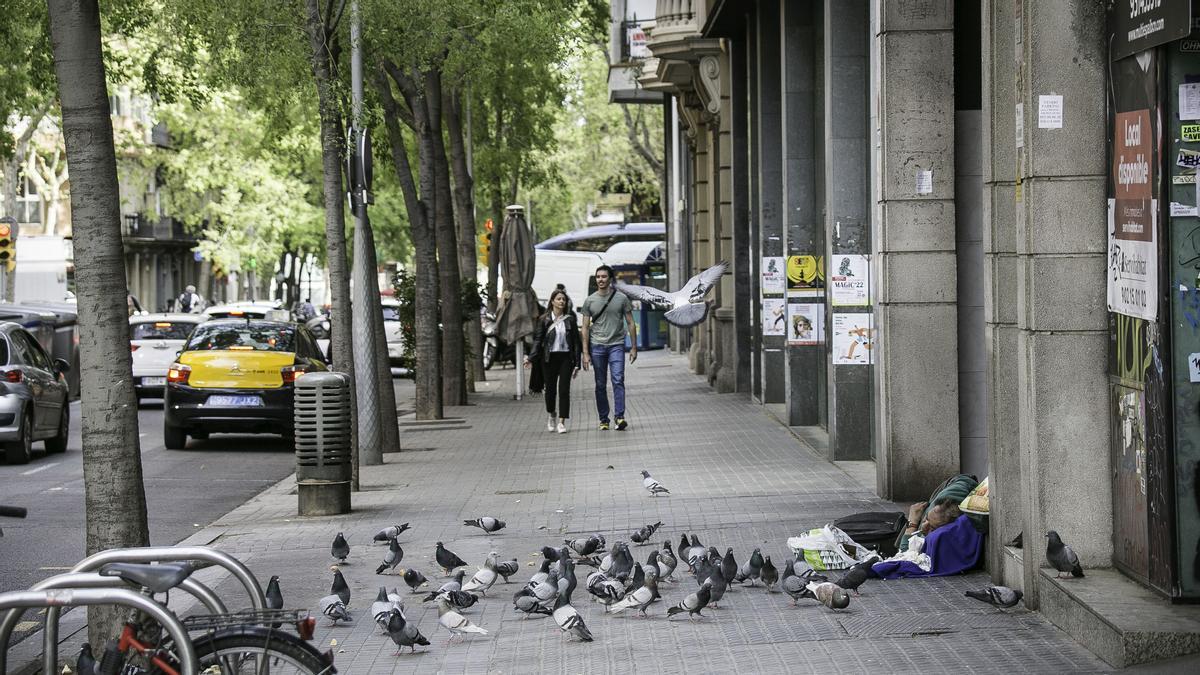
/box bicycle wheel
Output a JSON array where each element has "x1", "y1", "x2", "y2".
[{"x1": 189, "y1": 628, "x2": 333, "y2": 674}]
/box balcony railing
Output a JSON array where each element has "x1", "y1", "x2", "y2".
[
  {"x1": 654, "y1": 0, "x2": 698, "y2": 29},
  {"x1": 122, "y1": 214, "x2": 195, "y2": 242}
]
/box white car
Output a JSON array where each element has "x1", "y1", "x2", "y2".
[
  {"x1": 380, "y1": 298, "x2": 406, "y2": 366},
  {"x1": 130, "y1": 313, "x2": 205, "y2": 400},
  {"x1": 203, "y1": 301, "x2": 284, "y2": 320}
]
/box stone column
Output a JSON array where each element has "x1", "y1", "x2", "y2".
[
  {"x1": 1014, "y1": 0, "x2": 1109, "y2": 608},
  {"x1": 824, "y1": 0, "x2": 871, "y2": 460},
  {"x1": 873, "y1": 0, "x2": 959, "y2": 500},
  {"x1": 688, "y1": 117, "x2": 711, "y2": 375},
  {"x1": 746, "y1": 14, "x2": 764, "y2": 400},
  {"x1": 781, "y1": 0, "x2": 823, "y2": 426},
  {"x1": 757, "y1": 0, "x2": 785, "y2": 404},
  {"x1": 709, "y1": 52, "x2": 736, "y2": 393},
  {"x1": 731, "y1": 33, "x2": 753, "y2": 395}
]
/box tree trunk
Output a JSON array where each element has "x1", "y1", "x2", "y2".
[
  {"x1": 445, "y1": 89, "x2": 484, "y2": 385},
  {"x1": 379, "y1": 61, "x2": 442, "y2": 419},
  {"x1": 303, "y1": 0, "x2": 358, "y2": 483},
  {"x1": 427, "y1": 69, "x2": 465, "y2": 406},
  {"x1": 487, "y1": 181, "x2": 502, "y2": 313},
  {"x1": 45, "y1": 0, "x2": 149, "y2": 649}
]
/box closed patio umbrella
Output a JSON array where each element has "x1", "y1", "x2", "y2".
[{"x1": 495, "y1": 205, "x2": 539, "y2": 398}]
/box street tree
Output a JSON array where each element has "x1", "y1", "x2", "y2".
[{"x1": 44, "y1": 0, "x2": 149, "y2": 647}]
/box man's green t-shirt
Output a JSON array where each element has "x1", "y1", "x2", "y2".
[{"x1": 581, "y1": 290, "x2": 630, "y2": 346}]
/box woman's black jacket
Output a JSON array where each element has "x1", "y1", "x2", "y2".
[{"x1": 529, "y1": 311, "x2": 583, "y2": 369}]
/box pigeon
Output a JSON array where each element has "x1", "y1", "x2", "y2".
[
  {"x1": 609, "y1": 543, "x2": 635, "y2": 581},
  {"x1": 373, "y1": 523, "x2": 411, "y2": 542},
  {"x1": 265, "y1": 575, "x2": 284, "y2": 610},
  {"x1": 435, "y1": 542, "x2": 470, "y2": 576},
  {"x1": 372, "y1": 587, "x2": 398, "y2": 631},
  {"x1": 443, "y1": 589, "x2": 480, "y2": 610},
  {"x1": 658, "y1": 542, "x2": 678, "y2": 580},
  {"x1": 965, "y1": 585, "x2": 1023, "y2": 608},
  {"x1": 330, "y1": 568, "x2": 351, "y2": 606},
  {"x1": 528, "y1": 570, "x2": 561, "y2": 609},
  {"x1": 513, "y1": 591, "x2": 554, "y2": 616},
  {"x1": 781, "y1": 564, "x2": 807, "y2": 606},
  {"x1": 686, "y1": 535, "x2": 706, "y2": 570},
  {"x1": 586, "y1": 572, "x2": 626, "y2": 606},
  {"x1": 331, "y1": 532, "x2": 350, "y2": 563},
  {"x1": 607, "y1": 566, "x2": 659, "y2": 616},
  {"x1": 735, "y1": 548, "x2": 763, "y2": 585},
  {"x1": 640, "y1": 470, "x2": 670, "y2": 497},
  {"x1": 376, "y1": 538, "x2": 404, "y2": 575},
  {"x1": 720, "y1": 549, "x2": 738, "y2": 585},
  {"x1": 666, "y1": 581, "x2": 712, "y2": 620},
  {"x1": 558, "y1": 556, "x2": 580, "y2": 596},
  {"x1": 319, "y1": 593, "x2": 352, "y2": 625},
  {"x1": 802, "y1": 582, "x2": 850, "y2": 610},
  {"x1": 565, "y1": 535, "x2": 602, "y2": 557},
  {"x1": 556, "y1": 547, "x2": 575, "y2": 579},
  {"x1": 385, "y1": 608, "x2": 430, "y2": 654},
  {"x1": 694, "y1": 555, "x2": 714, "y2": 586},
  {"x1": 527, "y1": 559, "x2": 552, "y2": 587},
  {"x1": 760, "y1": 556, "x2": 779, "y2": 592},
  {"x1": 623, "y1": 562, "x2": 646, "y2": 594},
  {"x1": 1046, "y1": 531, "x2": 1085, "y2": 578},
  {"x1": 401, "y1": 568, "x2": 428, "y2": 593},
  {"x1": 462, "y1": 552, "x2": 499, "y2": 595},
  {"x1": 706, "y1": 567, "x2": 728, "y2": 608},
  {"x1": 423, "y1": 570, "x2": 466, "y2": 602},
  {"x1": 617, "y1": 261, "x2": 728, "y2": 326},
  {"x1": 553, "y1": 588, "x2": 594, "y2": 641},
  {"x1": 76, "y1": 643, "x2": 96, "y2": 675},
  {"x1": 834, "y1": 559, "x2": 877, "y2": 596},
  {"x1": 541, "y1": 545, "x2": 561, "y2": 562},
  {"x1": 491, "y1": 558, "x2": 518, "y2": 583},
  {"x1": 437, "y1": 595, "x2": 488, "y2": 642},
  {"x1": 464, "y1": 517, "x2": 506, "y2": 533},
  {"x1": 631, "y1": 521, "x2": 663, "y2": 545}
]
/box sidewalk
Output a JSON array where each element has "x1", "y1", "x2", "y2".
[{"x1": 21, "y1": 349, "x2": 1110, "y2": 674}]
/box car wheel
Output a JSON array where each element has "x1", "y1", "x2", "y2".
[
  {"x1": 44, "y1": 404, "x2": 69, "y2": 454},
  {"x1": 164, "y1": 423, "x2": 187, "y2": 450},
  {"x1": 4, "y1": 411, "x2": 34, "y2": 464}
]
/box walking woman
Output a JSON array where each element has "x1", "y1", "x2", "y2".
[{"x1": 525, "y1": 286, "x2": 582, "y2": 433}]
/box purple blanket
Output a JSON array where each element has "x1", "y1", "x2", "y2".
[{"x1": 871, "y1": 514, "x2": 982, "y2": 579}]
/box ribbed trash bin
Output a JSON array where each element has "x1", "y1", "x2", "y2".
[{"x1": 294, "y1": 371, "x2": 352, "y2": 515}]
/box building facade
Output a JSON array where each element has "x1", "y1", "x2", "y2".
[{"x1": 615, "y1": 0, "x2": 1200, "y2": 667}]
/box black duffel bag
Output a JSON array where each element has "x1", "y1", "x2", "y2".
[{"x1": 833, "y1": 511, "x2": 907, "y2": 558}]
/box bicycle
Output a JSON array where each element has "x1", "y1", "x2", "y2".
[{"x1": 90, "y1": 561, "x2": 335, "y2": 674}]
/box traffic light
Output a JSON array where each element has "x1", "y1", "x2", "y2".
[
  {"x1": 478, "y1": 218, "x2": 494, "y2": 266},
  {"x1": 0, "y1": 217, "x2": 17, "y2": 272}
]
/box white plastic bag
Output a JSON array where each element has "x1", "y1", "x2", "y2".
[{"x1": 787, "y1": 524, "x2": 875, "y2": 571}]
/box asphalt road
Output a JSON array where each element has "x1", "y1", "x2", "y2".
[{"x1": 0, "y1": 399, "x2": 301, "y2": 596}]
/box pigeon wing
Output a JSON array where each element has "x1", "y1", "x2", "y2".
[
  {"x1": 664, "y1": 302, "x2": 709, "y2": 327},
  {"x1": 615, "y1": 281, "x2": 676, "y2": 309},
  {"x1": 678, "y1": 261, "x2": 728, "y2": 299}
]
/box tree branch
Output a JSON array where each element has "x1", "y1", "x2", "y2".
[{"x1": 622, "y1": 103, "x2": 662, "y2": 174}]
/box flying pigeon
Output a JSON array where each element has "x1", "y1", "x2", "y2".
[
  {"x1": 1046, "y1": 531, "x2": 1085, "y2": 578},
  {"x1": 965, "y1": 585, "x2": 1023, "y2": 608},
  {"x1": 760, "y1": 556, "x2": 779, "y2": 592},
  {"x1": 319, "y1": 594, "x2": 352, "y2": 625},
  {"x1": 565, "y1": 535, "x2": 603, "y2": 557},
  {"x1": 376, "y1": 538, "x2": 404, "y2": 575},
  {"x1": 330, "y1": 568, "x2": 351, "y2": 606},
  {"x1": 401, "y1": 568, "x2": 428, "y2": 593},
  {"x1": 436, "y1": 595, "x2": 488, "y2": 642},
  {"x1": 617, "y1": 261, "x2": 728, "y2": 326},
  {"x1": 435, "y1": 542, "x2": 470, "y2": 576},
  {"x1": 834, "y1": 559, "x2": 877, "y2": 596},
  {"x1": 553, "y1": 588, "x2": 594, "y2": 641},
  {"x1": 373, "y1": 523, "x2": 411, "y2": 542},
  {"x1": 631, "y1": 521, "x2": 663, "y2": 545},
  {"x1": 464, "y1": 517, "x2": 507, "y2": 533},
  {"x1": 331, "y1": 532, "x2": 350, "y2": 563},
  {"x1": 462, "y1": 552, "x2": 499, "y2": 595},
  {"x1": 641, "y1": 471, "x2": 670, "y2": 497},
  {"x1": 385, "y1": 608, "x2": 430, "y2": 654},
  {"x1": 666, "y1": 581, "x2": 712, "y2": 620}
]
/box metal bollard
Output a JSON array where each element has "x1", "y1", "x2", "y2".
[{"x1": 294, "y1": 371, "x2": 353, "y2": 515}]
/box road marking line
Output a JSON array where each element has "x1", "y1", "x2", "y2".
[
  {"x1": 21, "y1": 462, "x2": 58, "y2": 476},
  {"x1": 37, "y1": 566, "x2": 73, "y2": 571}
]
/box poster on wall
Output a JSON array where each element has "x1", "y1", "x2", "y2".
[
  {"x1": 1106, "y1": 108, "x2": 1157, "y2": 321},
  {"x1": 786, "y1": 255, "x2": 824, "y2": 296},
  {"x1": 787, "y1": 302, "x2": 824, "y2": 346},
  {"x1": 761, "y1": 256, "x2": 786, "y2": 295},
  {"x1": 829, "y1": 254, "x2": 869, "y2": 306},
  {"x1": 762, "y1": 298, "x2": 786, "y2": 337},
  {"x1": 831, "y1": 313, "x2": 874, "y2": 365}
]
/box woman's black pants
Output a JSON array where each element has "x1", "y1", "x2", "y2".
[{"x1": 544, "y1": 351, "x2": 573, "y2": 418}]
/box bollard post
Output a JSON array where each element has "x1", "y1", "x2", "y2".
[{"x1": 294, "y1": 371, "x2": 353, "y2": 515}]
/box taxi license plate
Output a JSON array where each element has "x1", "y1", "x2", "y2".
[
  {"x1": 142, "y1": 377, "x2": 166, "y2": 387},
  {"x1": 206, "y1": 395, "x2": 263, "y2": 407}
]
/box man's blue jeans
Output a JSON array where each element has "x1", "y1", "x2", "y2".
[{"x1": 590, "y1": 343, "x2": 626, "y2": 422}]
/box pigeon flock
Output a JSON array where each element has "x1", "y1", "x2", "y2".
[{"x1": 261, "y1": 472, "x2": 1091, "y2": 661}]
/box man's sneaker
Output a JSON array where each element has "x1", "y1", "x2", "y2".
[
  {"x1": 615, "y1": 417, "x2": 628, "y2": 431},
  {"x1": 599, "y1": 421, "x2": 610, "y2": 431},
  {"x1": 547, "y1": 414, "x2": 556, "y2": 432}
]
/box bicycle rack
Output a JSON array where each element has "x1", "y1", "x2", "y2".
[
  {"x1": 0, "y1": 588, "x2": 198, "y2": 675},
  {"x1": 0, "y1": 545, "x2": 260, "y2": 674}
]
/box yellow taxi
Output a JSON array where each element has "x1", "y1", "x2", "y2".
[{"x1": 162, "y1": 318, "x2": 327, "y2": 449}]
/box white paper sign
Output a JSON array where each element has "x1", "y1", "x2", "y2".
[
  {"x1": 761, "y1": 256, "x2": 786, "y2": 295},
  {"x1": 829, "y1": 254, "x2": 870, "y2": 306},
  {"x1": 1170, "y1": 201, "x2": 1198, "y2": 217},
  {"x1": 1015, "y1": 103, "x2": 1024, "y2": 148},
  {"x1": 762, "y1": 298, "x2": 786, "y2": 337},
  {"x1": 915, "y1": 170, "x2": 933, "y2": 195},
  {"x1": 1037, "y1": 94, "x2": 1063, "y2": 129},
  {"x1": 787, "y1": 302, "x2": 824, "y2": 346},
  {"x1": 832, "y1": 314, "x2": 874, "y2": 365},
  {"x1": 1182, "y1": 83, "x2": 1200, "y2": 121},
  {"x1": 1107, "y1": 199, "x2": 1158, "y2": 321},
  {"x1": 1189, "y1": 353, "x2": 1200, "y2": 383}
]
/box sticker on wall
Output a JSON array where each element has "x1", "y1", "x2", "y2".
[
  {"x1": 1181, "y1": 82, "x2": 1200, "y2": 120},
  {"x1": 1037, "y1": 94, "x2": 1063, "y2": 129},
  {"x1": 1015, "y1": 103, "x2": 1024, "y2": 149},
  {"x1": 762, "y1": 298, "x2": 786, "y2": 337},
  {"x1": 786, "y1": 255, "x2": 824, "y2": 296},
  {"x1": 831, "y1": 314, "x2": 874, "y2": 365},
  {"x1": 1183, "y1": 124, "x2": 1200, "y2": 142},
  {"x1": 787, "y1": 302, "x2": 824, "y2": 346},
  {"x1": 1178, "y1": 148, "x2": 1200, "y2": 169},
  {"x1": 761, "y1": 256, "x2": 786, "y2": 296},
  {"x1": 1170, "y1": 201, "x2": 1198, "y2": 217},
  {"x1": 915, "y1": 169, "x2": 933, "y2": 195},
  {"x1": 1174, "y1": 174, "x2": 1198, "y2": 184},
  {"x1": 829, "y1": 254, "x2": 870, "y2": 306},
  {"x1": 1189, "y1": 353, "x2": 1200, "y2": 383}
]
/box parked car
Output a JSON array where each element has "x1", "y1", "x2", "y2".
[
  {"x1": 0, "y1": 322, "x2": 71, "y2": 464},
  {"x1": 130, "y1": 313, "x2": 206, "y2": 400},
  {"x1": 380, "y1": 298, "x2": 407, "y2": 366},
  {"x1": 203, "y1": 301, "x2": 284, "y2": 320},
  {"x1": 13, "y1": 301, "x2": 81, "y2": 400},
  {"x1": 163, "y1": 319, "x2": 328, "y2": 449}
]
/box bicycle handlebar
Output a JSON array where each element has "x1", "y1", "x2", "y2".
[{"x1": 0, "y1": 506, "x2": 26, "y2": 518}]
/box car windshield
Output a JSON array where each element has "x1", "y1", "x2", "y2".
[
  {"x1": 185, "y1": 324, "x2": 296, "y2": 352},
  {"x1": 131, "y1": 321, "x2": 196, "y2": 340}
]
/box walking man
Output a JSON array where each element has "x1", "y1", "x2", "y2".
[{"x1": 581, "y1": 265, "x2": 637, "y2": 431}]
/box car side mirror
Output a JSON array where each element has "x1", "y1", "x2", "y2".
[{"x1": 53, "y1": 358, "x2": 70, "y2": 374}]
